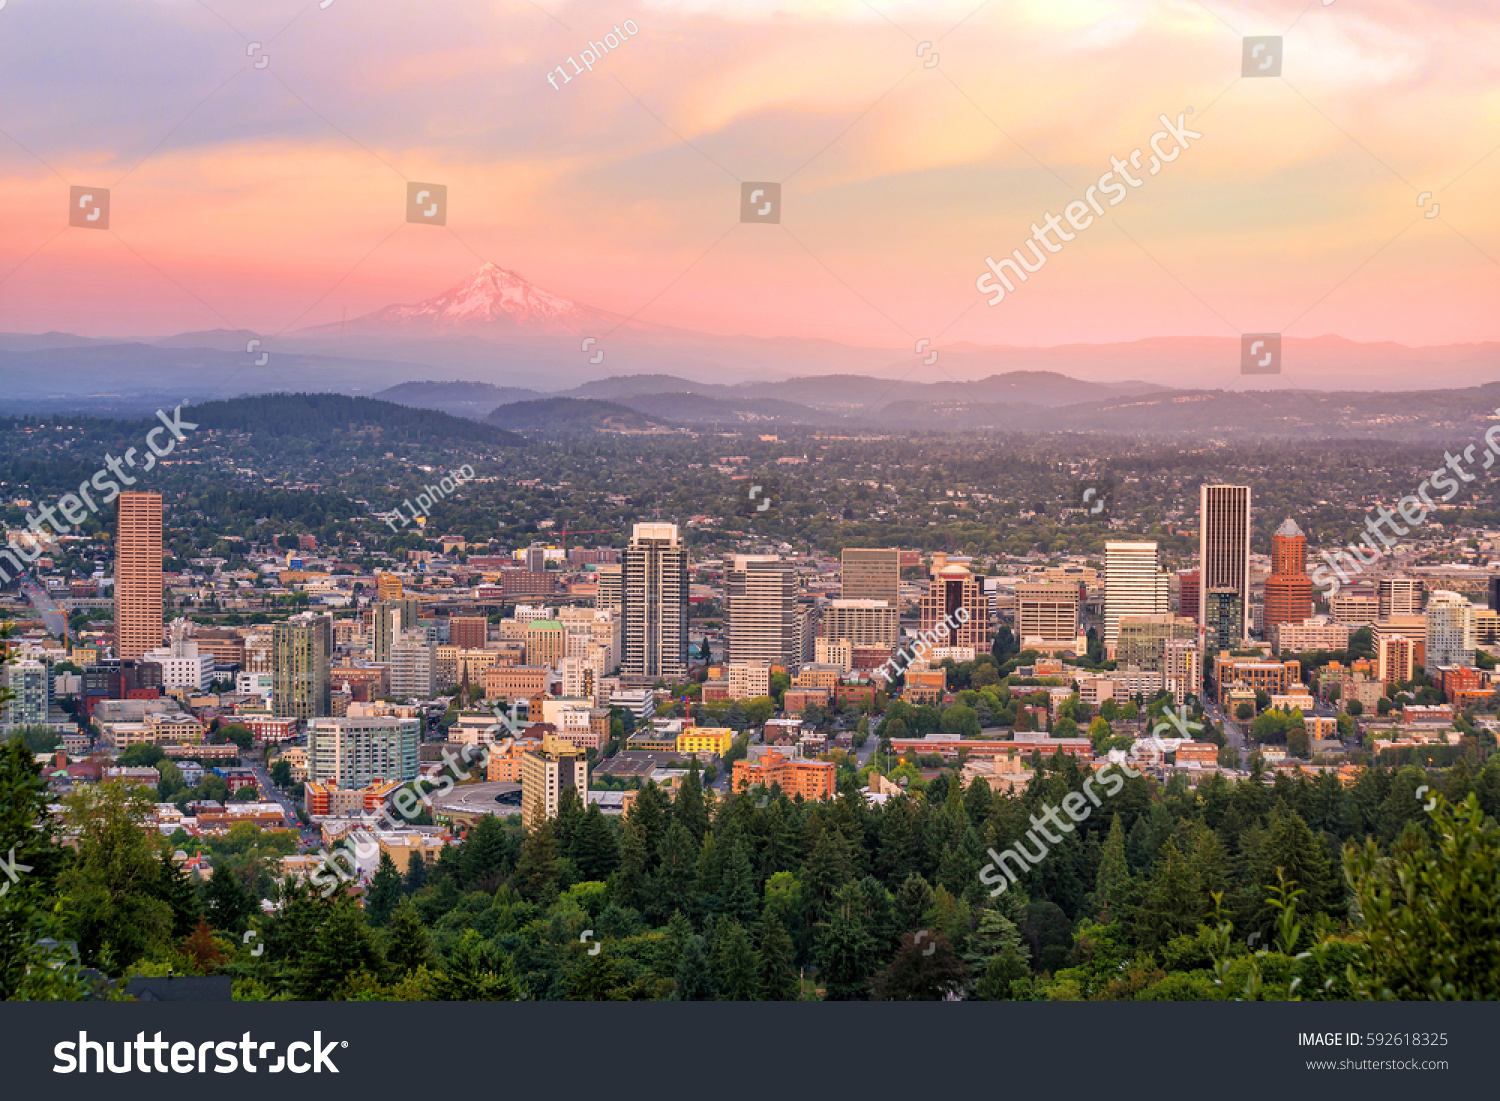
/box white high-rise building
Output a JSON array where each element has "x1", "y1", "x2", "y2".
[
  {"x1": 622, "y1": 523, "x2": 688, "y2": 680},
  {"x1": 1104, "y1": 542, "x2": 1171, "y2": 652},
  {"x1": 1199, "y1": 484, "x2": 1251, "y2": 638},
  {"x1": 1424, "y1": 590, "x2": 1475, "y2": 673},
  {"x1": 390, "y1": 629, "x2": 436, "y2": 697}
]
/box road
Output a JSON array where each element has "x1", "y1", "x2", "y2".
[{"x1": 251, "y1": 762, "x2": 320, "y2": 844}]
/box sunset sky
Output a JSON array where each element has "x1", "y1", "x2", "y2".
[{"x1": 1, "y1": 0, "x2": 1497, "y2": 349}]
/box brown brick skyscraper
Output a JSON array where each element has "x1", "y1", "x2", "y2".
[
  {"x1": 115, "y1": 491, "x2": 163, "y2": 659},
  {"x1": 1264, "y1": 517, "x2": 1313, "y2": 640}
]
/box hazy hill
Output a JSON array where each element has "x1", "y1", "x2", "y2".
[
  {"x1": 486, "y1": 397, "x2": 670, "y2": 434},
  {"x1": 188, "y1": 393, "x2": 525, "y2": 446}
]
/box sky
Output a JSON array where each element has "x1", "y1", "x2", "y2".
[{"x1": 1, "y1": 0, "x2": 1498, "y2": 350}]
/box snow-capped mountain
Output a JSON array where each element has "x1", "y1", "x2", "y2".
[{"x1": 307, "y1": 262, "x2": 621, "y2": 335}]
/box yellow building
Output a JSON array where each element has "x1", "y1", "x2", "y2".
[
  {"x1": 676, "y1": 727, "x2": 734, "y2": 757},
  {"x1": 377, "y1": 574, "x2": 404, "y2": 601},
  {"x1": 521, "y1": 731, "x2": 588, "y2": 828}
]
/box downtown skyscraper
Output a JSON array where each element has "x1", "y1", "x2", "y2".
[
  {"x1": 1199, "y1": 484, "x2": 1251, "y2": 642},
  {"x1": 114, "y1": 491, "x2": 163, "y2": 660},
  {"x1": 1104, "y1": 542, "x2": 1171, "y2": 653},
  {"x1": 726, "y1": 555, "x2": 800, "y2": 668},
  {"x1": 622, "y1": 522, "x2": 688, "y2": 680}
]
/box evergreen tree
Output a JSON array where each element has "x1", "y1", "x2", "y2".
[
  {"x1": 672, "y1": 934, "x2": 716, "y2": 1000},
  {"x1": 443, "y1": 930, "x2": 524, "y2": 1000},
  {"x1": 711, "y1": 918, "x2": 760, "y2": 1000},
  {"x1": 513, "y1": 804, "x2": 561, "y2": 905},
  {"x1": 721, "y1": 836, "x2": 760, "y2": 925},
  {"x1": 570, "y1": 803, "x2": 620, "y2": 882},
  {"x1": 1092, "y1": 814, "x2": 1133, "y2": 921},
  {"x1": 460, "y1": 815, "x2": 511, "y2": 889},
  {"x1": 802, "y1": 825, "x2": 856, "y2": 923},
  {"x1": 205, "y1": 863, "x2": 255, "y2": 935},
  {"x1": 975, "y1": 947, "x2": 1030, "y2": 1000},
  {"x1": 553, "y1": 785, "x2": 585, "y2": 857},
  {"x1": 156, "y1": 848, "x2": 202, "y2": 938},
  {"x1": 568, "y1": 949, "x2": 626, "y2": 1000},
  {"x1": 674, "y1": 761, "x2": 709, "y2": 843},
  {"x1": 296, "y1": 896, "x2": 385, "y2": 999},
  {"x1": 757, "y1": 912, "x2": 799, "y2": 1000},
  {"x1": 649, "y1": 823, "x2": 699, "y2": 924},
  {"x1": 403, "y1": 851, "x2": 430, "y2": 893},
  {"x1": 384, "y1": 899, "x2": 437, "y2": 976},
  {"x1": 366, "y1": 852, "x2": 403, "y2": 927},
  {"x1": 816, "y1": 882, "x2": 879, "y2": 1000},
  {"x1": 893, "y1": 873, "x2": 934, "y2": 934}
]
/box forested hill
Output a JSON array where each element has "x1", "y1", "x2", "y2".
[{"x1": 187, "y1": 393, "x2": 525, "y2": 446}]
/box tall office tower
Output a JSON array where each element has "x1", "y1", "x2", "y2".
[
  {"x1": 448, "y1": 615, "x2": 488, "y2": 651},
  {"x1": 841, "y1": 547, "x2": 901, "y2": 605},
  {"x1": 390, "y1": 629, "x2": 436, "y2": 697},
  {"x1": 1103, "y1": 542, "x2": 1171, "y2": 651},
  {"x1": 1424, "y1": 590, "x2": 1475, "y2": 673},
  {"x1": 594, "y1": 564, "x2": 623, "y2": 611},
  {"x1": 1199, "y1": 484, "x2": 1251, "y2": 637},
  {"x1": 1263, "y1": 518, "x2": 1313, "y2": 638},
  {"x1": 622, "y1": 522, "x2": 688, "y2": 680},
  {"x1": 726, "y1": 555, "x2": 800, "y2": 667},
  {"x1": 524, "y1": 544, "x2": 547, "y2": 573},
  {"x1": 919, "y1": 555, "x2": 989, "y2": 649},
  {"x1": 521, "y1": 731, "x2": 588, "y2": 828},
  {"x1": 1176, "y1": 568, "x2": 1201, "y2": 623},
  {"x1": 376, "y1": 573, "x2": 404, "y2": 601},
  {"x1": 272, "y1": 614, "x2": 332, "y2": 719},
  {"x1": 1014, "y1": 581, "x2": 1085, "y2": 653},
  {"x1": 373, "y1": 598, "x2": 420, "y2": 661},
  {"x1": 114, "y1": 491, "x2": 163, "y2": 660},
  {"x1": 1378, "y1": 577, "x2": 1424, "y2": 619},
  {"x1": 308, "y1": 715, "x2": 420, "y2": 787},
  {"x1": 820, "y1": 599, "x2": 900, "y2": 650},
  {"x1": 1203, "y1": 587, "x2": 1244, "y2": 651}
]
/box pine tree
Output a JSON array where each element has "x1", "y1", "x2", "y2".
[
  {"x1": 757, "y1": 912, "x2": 799, "y2": 1000},
  {"x1": 802, "y1": 825, "x2": 856, "y2": 923},
  {"x1": 156, "y1": 848, "x2": 202, "y2": 938},
  {"x1": 649, "y1": 823, "x2": 699, "y2": 924},
  {"x1": 674, "y1": 761, "x2": 709, "y2": 843},
  {"x1": 721, "y1": 836, "x2": 760, "y2": 925},
  {"x1": 460, "y1": 815, "x2": 511, "y2": 889},
  {"x1": 295, "y1": 896, "x2": 385, "y2": 999},
  {"x1": 205, "y1": 863, "x2": 255, "y2": 934},
  {"x1": 442, "y1": 930, "x2": 524, "y2": 1000},
  {"x1": 612, "y1": 814, "x2": 652, "y2": 913},
  {"x1": 711, "y1": 918, "x2": 760, "y2": 1000},
  {"x1": 672, "y1": 934, "x2": 716, "y2": 1000},
  {"x1": 554, "y1": 785, "x2": 585, "y2": 856},
  {"x1": 894, "y1": 873, "x2": 934, "y2": 934},
  {"x1": 513, "y1": 806, "x2": 561, "y2": 905},
  {"x1": 568, "y1": 949, "x2": 626, "y2": 1000},
  {"x1": 570, "y1": 803, "x2": 620, "y2": 882},
  {"x1": 384, "y1": 899, "x2": 436, "y2": 976},
  {"x1": 365, "y1": 852, "x2": 403, "y2": 927},
  {"x1": 975, "y1": 947, "x2": 1029, "y2": 1000},
  {"x1": 403, "y1": 851, "x2": 430, "y2": 893},
  {"x1": 1092, "y1": 814, "x2": 1133, "y2": 921},
  {"x1": 816, "y1": 881, "x2": 879, "y2": 1000}
]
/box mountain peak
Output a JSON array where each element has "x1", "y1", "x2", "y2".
[{"x1": 335, "y1": 262, "x2": 611, "y2": 334}]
